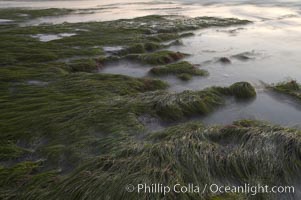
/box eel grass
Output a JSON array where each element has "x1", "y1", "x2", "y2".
[
  {"x1": 269, "y1": 80, "x2": 301, "y2": 101},
  {"x1": 2, "y1": 120, "x2": 300, "y2": 200},
  {"x1": 216, "y1": 82, "x2": 257, "y2": 99},
  {"x1": 126, "y1": 50, "x2": 186, "y2": 65},
  {"x1": 0, "y1": 78, "x2": 257, "y2": 196},
  {"x1": 150, "y1": 61, "x2": 208, "y2": 80},
  {"x1": 0, "y1": 13, "x2": 250, "y2": 66},
  {"x1": 3, "y1": 8, "x2": 287, "y2": 200}
]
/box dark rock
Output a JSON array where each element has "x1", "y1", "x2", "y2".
[{"x1": 218, "y1": 57, "x2": 231, "y2": 64}]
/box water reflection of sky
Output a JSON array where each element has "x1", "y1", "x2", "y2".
[{"x1": 8, "y1": 0, "x2": 299, "y2": 26}]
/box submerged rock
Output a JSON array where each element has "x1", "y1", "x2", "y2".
[
  {"x1": 218, "y1": 57, "x2": 231, "y2": 64},
  {"x1": 232, "y1": 51, "x2": 258, "y2": 61},
  {"x1": 232, "y1": 53, "x2": 251, "y2": 61}
]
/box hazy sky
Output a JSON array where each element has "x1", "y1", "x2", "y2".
[{"x1": 1, "y1": 0, "x2": 301, "y2": 9}]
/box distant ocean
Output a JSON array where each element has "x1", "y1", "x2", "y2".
[
  {"x1": 176, "y1": 0, "x2": 301, "y2": 7},
  {"x1": 1, "y1": 0, "x2": 301, "y2": 8}
]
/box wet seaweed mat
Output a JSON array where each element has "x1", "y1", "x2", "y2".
[
  {"x1": 1, "y1": 5, "x2": 301, "y2": 200},
  {"x1": 2, "y1": 121, "x2": 300, "y2": 200}
]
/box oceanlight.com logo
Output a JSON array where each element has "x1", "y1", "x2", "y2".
[{"x1": 125, "y1": 183, "x2": 295, "y2": 196}]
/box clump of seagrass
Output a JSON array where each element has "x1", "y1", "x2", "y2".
[
  {"x1": 270, "y1": 80, "x2": 301, "y2": 101},
  {"x1": 217, "y1": 82, "x2": 256, "y2": 99},
  {"x1": 176, "y1": 73, "x2": 192, "y2": 81},
  {"x1": 126, "y1": 50, "x2": 186, "y2": 65},
  {"x1": 45, "y1": 120, "x2": 301, "y2": 200},
  {"x1": 135, "y1": 82, "x2": 256, "y2": 121},
  {"x1": 118, "y1": 42, "x2": 163, "y2": 55},
  {"x1": 139, "y1": 89, "x2": 224, "y2": 121},
  {"x1": 68, "y1": 59, "x2": 102, "y2": 72},
  {"x1": 149, "y1": 61, "x2": 208, "y2": 81}
]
